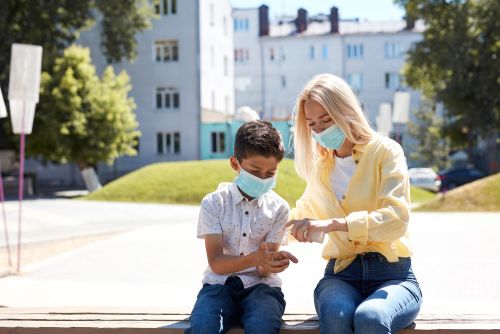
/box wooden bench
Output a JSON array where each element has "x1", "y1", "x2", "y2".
[{"x1": 0, "y1": 309, "x2": 499, "y2": 333}]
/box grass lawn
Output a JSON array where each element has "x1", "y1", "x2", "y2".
[
  {"x1": 86, "y1": 159, "x2": 434, "y2": 207},
  {"x1": 415, "y1": 172, "x2": 500, "y2": 212},
  {"x1": 410, "y1": 186, "x2": 436, "y2": 204}
]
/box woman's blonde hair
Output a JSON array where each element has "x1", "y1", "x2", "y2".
[{"x1": 293, "y1": 73, "x2": 374, "y2": 180}]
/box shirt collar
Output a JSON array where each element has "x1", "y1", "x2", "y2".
[{"x1": 230, "y1": 182, "x2": 264, "y2": 206}]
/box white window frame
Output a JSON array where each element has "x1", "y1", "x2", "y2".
[
  {"x1": 154, "y1": 0, "x2": 177, "y2": 16},
  {"x1": 154, "y1": 40, "x2": 178, "y2": 63},
  {"x1": 155, "y1": 87, "x2": 180, "y2": 111},
  {"x1": 385, "y1": 72, "x2": 402, "y2": 89},
  {"x1": 385, "y1": 42, "x2": 403, "y2": 58},
  {"x1": 211, "y1": 131, "x2": 226, "y2": 153},
  {"x1": 347, "y1": 43, "x2": 364, "y2": 59},
  {"x1": 347, "y1": 73, "x2": 363, "y2": 91}
]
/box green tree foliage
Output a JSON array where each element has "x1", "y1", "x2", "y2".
[
  {"x1": 407, "y1": 99, "x2": 450, "y2": 170},
  {"x1": 0, "y1": 0, "x2": 153, "y2": 86},
  {"x1": 0, "y1": 0, "x2": 153, "y2": 149},
  {"x1": 27, "y1": 45, "x2": 140, "y2": 173},
  {"x1": 396, "y1": 0, "x2": 500, "y2": 148}
]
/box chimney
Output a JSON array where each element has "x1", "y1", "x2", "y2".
[
  {"x1": 330, "y1": 7, "x2": 339, "y2": 34},
  {"x1": 405, "y1": 14, "x2": 415, "y2": 30},
  {"x1": 295, "y1": 8, "x2": 308, "y2": 33},
  {"x1": 258, "y1": 5, "x2": 269, "y2": 36}
]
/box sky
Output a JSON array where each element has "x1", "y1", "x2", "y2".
[{"x1": 230, "y1": 0, "x2": 406, "y2": 21}]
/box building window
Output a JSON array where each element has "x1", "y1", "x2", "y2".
[
  {"x1": 234, "y1": 49, "x2": 249, "y2": 63},
  {"x1": 154, "y1": 0, "x2": 176, "y2": 15},
  {"x1": 154, "y1": 41, "x2": 178, "y2": 62},
  {"x1": 173, "y1": 132, "x2": 180, "y2": 154},
  {"x1": 225, "y1": 95, "x2": 229, "y2": 114},
  {"x1": 347, "y1": 43, "x2": 364, "y2": 59},
  {"x1": 223, "y1": 16, "x2": 228, "y2": 36},
  {"x1": 279, "y1": 47, "x2": 286, "y2": 61},
  {"x1": 347, "y1": 73, "x2": 363, "y2": 91},
  {"x1": 157, "y1": 132, "x2": 180, "y2": 154},
  {"x1": 156, "y1": 88, "x2": 180, "y2": 110},
  {"x1": 211, "y1": 132, "x2": 226, "y2": 153},
  {"x1": 234, "y1": 18, "x2": 249, "y2": 31},
  {"x1": 385, "y1": 42, "x2": 403, "y2": 58},
  {"x1": 154, "y1": 0, "x2": 160, "y2": 14},
  {"x1": 385, "y1": 72, "x2": 402, "y2": 89},
  {"x1": 157, "y1": 133, "x2": 164, "y2": 154},
  {"x1": 310, "y1": 46, "x2": 315, "y2": 59},
  {"x1": 224, "y1": 56, "x2": 228, "y2": 76},
  {"x1": 281, "y1": 75, "x2": 287, "y2": 88},
  {"x1": 322, "y1": 45, "x2": 329, "y2": 59},
  {"x1": 269, "y1": 48, "x2": 275, "y2": 61}
]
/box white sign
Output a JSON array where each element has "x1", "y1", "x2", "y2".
[
  {"x1": 0, "y1": 87, "x2": 6, "y2": 119},
  {"x1": 376, "y1": 103, "x2": 393, "y2": 137},
  {"x1": 392, "y1": 91, "x2": 411, "y2": 124},
  {"x1": 8, "y1": 43, "x2": 43, "y2": 134}
]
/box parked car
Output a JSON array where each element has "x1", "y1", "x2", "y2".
[
  {"x1": 408, "y1": 168, "x2": 441, "y2": 192},
  {"x1": 438, "y1": 167, "x2": 486, "y2": 191}
]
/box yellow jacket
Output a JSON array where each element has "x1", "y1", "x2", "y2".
[{"x1": 291, "y1": 134, "x2": 412, "y2": 273}]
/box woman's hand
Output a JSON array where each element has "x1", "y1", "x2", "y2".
[{"x1": 285, "y1": 218, "x2": 348, "y2": 242}]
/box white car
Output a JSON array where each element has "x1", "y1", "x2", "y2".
[{"x1": 408, "y1": 168, "x2": 441, "y2": 192}]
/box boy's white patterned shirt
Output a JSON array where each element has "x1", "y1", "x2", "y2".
[{"x1": 197, "y1": 182, "x2": 290, "y2": 288}]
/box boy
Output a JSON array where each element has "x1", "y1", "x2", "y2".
[{"x1": 187, "y1": 121, "x2": 298, "y2": 334}]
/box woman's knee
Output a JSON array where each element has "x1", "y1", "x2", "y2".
[
  {"x1": 353, "y1": 306, "x2": 390, "y2": 334},
  {"x1": 316, "y1": 298, "x2": 357, "y2": 333}
]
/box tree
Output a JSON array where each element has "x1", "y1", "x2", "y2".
[
  {"x1": 0, "y1": 0, "x2": 153, "y2": 147},
  {"x1": 396, "y1": 0, "x2": 500, "y2": 160},
  {"x1": 27, "y1": 45, "x2": 140, "y2": 191},
  {"x1": 407, "y1": 99, "x2": 450, "y2": 171}
]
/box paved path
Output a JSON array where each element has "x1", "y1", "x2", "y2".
[{"x1": 0, "y1": 200, "x2": 498, "y2": 315}]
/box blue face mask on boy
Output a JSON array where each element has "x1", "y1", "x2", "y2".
[
  {"x1": 235, "y1": 161, "x2": 277, "y2": 198},
  {"x1": 312, "y1": 124, "x2": 346, "y2": 150}
]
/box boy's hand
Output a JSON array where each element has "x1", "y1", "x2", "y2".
[{"x1": 253, "y1": 242, "x2": 298, "y2": 275}]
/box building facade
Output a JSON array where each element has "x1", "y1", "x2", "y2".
[
  {"x1": 25, "y1": 2, "x2": 430, "y2": 188},
  {"x1": 233, "y1": 5, "x2": 424, "y2": 143},
  {"x1": 27, "y1": 0, "x2": 234, "y2": 186}
]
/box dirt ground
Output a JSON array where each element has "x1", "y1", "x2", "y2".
[{"x1": 0, "y1": 231, "x2": 125, "y2": 277}]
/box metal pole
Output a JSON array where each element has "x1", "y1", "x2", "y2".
[
  {"x1": 0, "y1": 163, "x2": 12, "y2": 270},
  {"x1": 16, "y1": 101, "x2": 26, "y2": 273}
]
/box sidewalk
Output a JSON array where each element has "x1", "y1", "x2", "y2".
[{"x1": 0, "y1": 200, "x2": 499, "y2": 315}]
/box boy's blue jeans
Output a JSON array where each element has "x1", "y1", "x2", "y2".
[
  {"x1": 186, "y1": 276, "x2": 286, "y2": 334},
  {"x1": 314, "y1": 253, "x2": 423, "y2": 334}
]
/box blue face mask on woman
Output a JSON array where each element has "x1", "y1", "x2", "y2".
[
  {"x1": 312, "y1": 124, "x2": 346, "y2": 150},
  {"x1": 235, "y1": 162, "x2": 277, "y2": 198}
]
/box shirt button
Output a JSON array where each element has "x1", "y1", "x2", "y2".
[
  {"x1": 245, "y1": 211, "x2": 249, "y2": 215},
  {"x1": 352, "y1": 149, "x2": 357, "y2": 154},
  {"x1": 354, "y1": 159, "x2": 359, "y2": 164},
  {"x1": 342, "y1": 195, "x2": 346, "y2": 200},
  {"x1": 242, "y1": 233, "x2": 247, "y2": 237}
]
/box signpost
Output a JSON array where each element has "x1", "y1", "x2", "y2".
[
  {"x1": 376, "y1": 103, "x2": 393, "y2": 137},
  {"x1": 392, "y1": 91, "x2": 411, "y2": 144},
  {"x1": 8, "y1": 43, "x2": 43, "y2": 273}
]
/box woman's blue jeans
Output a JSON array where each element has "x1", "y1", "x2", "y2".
[
  {"x1": 314, "y1": 253, "x2": 422, "y2": 334},
  {"x1": 186, "y1": 276, "x2": 285, "y2": 334}
]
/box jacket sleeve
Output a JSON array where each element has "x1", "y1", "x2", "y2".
[{"x1": 346, "y1": 143, "x2": 411, "y2": 244}]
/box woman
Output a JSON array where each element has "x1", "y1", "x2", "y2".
[{"x1": 287, "y1": 74, "x2": 422, "y2": 334}]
